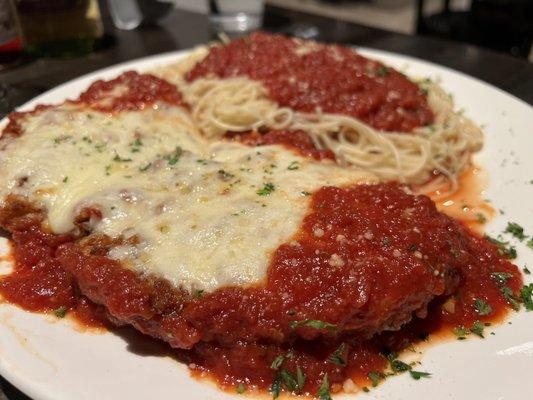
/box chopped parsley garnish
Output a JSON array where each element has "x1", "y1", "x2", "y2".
[
  {"x1": 166, "y1": 146, "x2": 182, "y2": 165},
  {"x1": 470, "y1": 320, "x2": 485, "y2": 338},
  {"x1": 104, "y1": 165, "x2": 112, "y2": 176},
  {"x1": 53, "y1": 306, "x2": 68, "y2": 318},
  {"x1": 270, "y1": 375, "x2": 282, "y2": 399},
  {"x1": 505, "y1": 222, "x2": 526, "y2": 241},
  {"x1": 485, "y1": 235, "x2": 517, "y2": 259},
  {"x1": 131, "y1": 138, "x2": 143, "y2": 150},
  {"x1": 501, "y1": 286, "x2": 520, "y2": 311},
  {"x1": 271, "y1": 355, "x2": 284, "y2": 370},
  {"x1": 524, "y1": 266, "x2": 531, "y2": 274},
  {"x1": 301, "y1": 191, "x2": 311, "y2": 196},
  {"x1": 113, "y1": 154, "x2": 132, "y2": 163},
  {"x1": 473, "y1": 298, "x2": 492, "y2": 316},
  {"x1": 94, "y1": 142, "x2": 106, "y2": 152},
  {"x1": 476, "y1": 213, "x2": 487, "y2": 224},
  {"x1": 257, "y1": 182, "x2": 275, "y2": 196},
  {"x1": 317, "y1": 374, "x2": 332, "y2": 400},
  {"x1": 385, "y1": 352, "x2": 418, "y2": 375},
  {"x1": 527, "y1": 238, "x2": 533, "y2": 250},
  {"x1": 362, "y1": 387, "x2": 370, "y2": 393},
  {"x1": 368, "y1": 371, "x2": 384, "y2": 387},
  {"x1": 290, "y1": 319, "x2": 337, "y2": 331},
  {"x1": 218, "y1": 169, "x2": 235, "y2": 179},
  {"x1": 82, "y1": 136, "x2": 93, "y2": 144},
  {"x1": 236, "y1": 383, "x2": 246, "y2": 394},
  {"x1": 328, "y1": 343, "x2": 347, "y2": 366},
  {"x1": 280, "y1": 368, "x2": 304, "y2": 393},
  {"x1": 139, "y1": 162, "x2": 151, "y2": 172},
  {"x1": 62, "y1": 176, "x2": 69, "y2": 183},
  {"x1": 376, "y1": 67, "x2": 390, "y2": 77},
  {"x1": 197, "y1": 159, "x2": 208, "y2": 165},
  {"x1": 390, "y1": 358, "x2": 411, "y2": 373},
  {"x1": 53, "y1": 135, "x2": 71, "y2": 144},
  {"x1": 409, "y1": 370, "x2": 431, "y2": 380},
  {"x1": 490, "y1": 271, "x2": 513, "y2": 285},
  {"x1": 520, "y1": 283, "x2": 533, "y2": 311},
  {"x1": 287, "y1": 161, "x2": 299, "y2": 170},
  {"x1": 296, "y1": 366, "x2": 306, "y2": 393},
  {"x1": 453, "y1": 326, "x2": 469, "y2": 340},
  {"x1": 195, "y1": 290, "x2": 204, "y2": 299}
]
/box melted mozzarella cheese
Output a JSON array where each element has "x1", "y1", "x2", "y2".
[{"x1": 0, "y1": 104, "x2": 376, "y2": 292}]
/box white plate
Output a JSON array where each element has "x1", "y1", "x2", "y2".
[{"x1": 0, "y1": 48, "x2": 532, "y2": 400}]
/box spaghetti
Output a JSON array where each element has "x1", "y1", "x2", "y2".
[{"x1": 155, "y1": 40, "x2": 483, "y2": 193}]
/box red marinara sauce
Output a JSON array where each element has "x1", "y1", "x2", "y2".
[
  {"x1": 188, "y1": 32, "x2": 433, "y2": 132},
  {"x1": 0, "y1": 224, "x2": 108, "y2": 328},
  {"x1": 226, "y1": 129, "x2": 335, "y2": 161},
  {"x1": 0, "y1": 184, "x2": 524, "y2": 396},
  {"x1": 77, "y1": 71, "x2": 186, "y2": 112}
]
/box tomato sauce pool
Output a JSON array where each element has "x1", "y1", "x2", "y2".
[{"x1": 187, "y1": 32, "x2": 433, "y2": 133}]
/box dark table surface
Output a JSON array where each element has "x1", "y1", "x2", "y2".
[{"x1": 0, "y1": 4, "x2": 532, "y2": 400}]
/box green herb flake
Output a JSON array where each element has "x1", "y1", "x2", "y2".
[
  {"x1": 376, "y1": 67, "x2": 390, "y2": 77},
  {"x1": 295, "y1": 366, "x2": 306, "y2": 393},
  {"x1": 476, "y1": 213, "x2": 487, "y2": 224},
  {"x1": 218, "y1": 169, "x2": 235, "y2": 179},
  {"x1": 473, "y1": 298, "x2": 492, "y2": 316},
  {"x1": 280, "y1": 369, "x2": 298, "y2": 392},
  {"x1": 53, "y1": 135, "x2": 71, "y2": 145},
  {"x1": 485, "y1": 236, "x2": 517, "y2": 259},
  {"x1": 527, "y1": 238, "x2": 533, "y2": 250},
  {"x1": 271, "y1": 355, "x2": 284, "y2": 370},
  {"x1": 524, "y1": 266, "x2": 531, "y2": 274},
  {"x1": 520, "y1": 283, "x2": 533, "y2": 311},
  {"x1": 390, "y1": 358, "x2": 411, "y2": 373},
  {"x1": 166, "y1": 146, "x2": 182, "y2": 165},
  {"x1": 317, "y1": 374, "x2": 332, "y2": 400},
  {"x1": 470, "y1": 320, "x2": 485, "y2": 338},
  {"x1": 131, "y1": 137, "x2": 143, "y2": 149},
  {"x1": 490, "y1": 271, "x2": 513, "y2": 285},
  {"x1": 62, "y1": 176, "x2": 69, "y2": 183},
  {"x1": 53, "y1": 306, "x2": 68, "y2": 318},
  {"x1": 104, "y1": 165, "x2": 112, "y2": 176},
  {"x1": 301, "y1": 191, "x2": 311, "y2": 196},
  {"x1": 368, "y1": 371, "x2": 384, "y2": 387},
  {"x1": 139, "y1": 162, "x2": 151, "y2": 172},
  {"x1": 501, "y1": 286, "x2": 521, "y2": 311},
  {"x1": 328, "y1": 342, "x2": 347, "y2": 366},
  {"x1": 290, "y1": 319, "x2": 337, "y2": 331},
  {"x1": 236, "y1": 383, "x2": 246, "y2": 394},
  {"x1": 94, "y1": 142, "x2": 106, "y2": 152},
  {"x1": 270, "y1": 375, "x2": 282, "y2": 399},
  {"x1": 112, "y1": 154, "x2": 132, "y2": 163},
  {"x1": 505, "y1": 222, "x2": 526, "y2": 241},
  {"x1": 195, "y1": 290, "x2": 204, "y2": 299},
  {"x1": 409, "y1": 370, "x2": 431, "y2": 380},
  {"x1": 362, "y1": 387, "x2": 370, "y2": 393},
  {"x1": 257, "y1": 182, "x2": 275, "y2": 196},
  {"x1": 287, "y1": 161, "x2": 299, "y2": 170},
  {"x1": 453, "y1": 326, "x2": 469, "y2": 340}
]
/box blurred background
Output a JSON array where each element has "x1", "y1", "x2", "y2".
[
  {"x1": 1, "y1": 0, "x2": 531, "y2": 63},
  {"x1": 1, "y1": 0, "x2": 532, "y2": 120}
]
